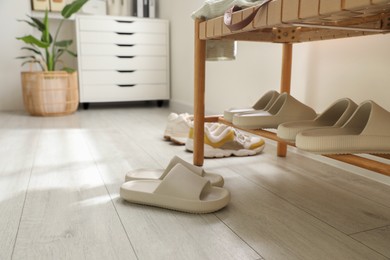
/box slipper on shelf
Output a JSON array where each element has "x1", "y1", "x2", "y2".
[
  {"x1": 232, "y1": 93, "x2": 317, "y2": 129},
  {"x1": 277, "y1": 98, "x2": 358, "y2": 142},
  {"x1": 120, "y1": 164, "x2": 231, "y2": 214},
  {"x1": 223, "y1": 90, "x2": 279, "y2": 122},
  {"x1": 125, "y1": 155, "x2": 224, "y2": 187},
  {"x1": 296, "y1": 100, "x2": 390, "y2": 154}
]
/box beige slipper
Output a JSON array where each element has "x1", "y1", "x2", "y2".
[
  {"x1": 125, "y1": 155, "x2": 224, "y2": 187},
  {"x1": 120, "y1": 164, "x2": 231, "y2": 213},
  {"x1": 223, "y1": 90, "x2": 279, "y2": 122},
  {"x1": 232, "y1": 93, "x2": 317, "y2": 129},
  {"x1": 277, "y1": 98, "x2": 358, "y2": 142},
  {"x1": 296, "y1": 100, "x2": 390, "y2": 154}
]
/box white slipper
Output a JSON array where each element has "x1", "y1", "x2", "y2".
[
  {"x1": 223, "y1": 90, "x2": 279, "y2": 122},
  {"x1": 125, "y1": 155, "x2": 224, "y2": 187},
  {"x1": 296, "y1": 100, "x2": 390, "y2": 154},
  {"x1": 277, "y1": 98, "x2": 358, "y2": 142},
  {"x1": 120, "y1": 164, "x2": 231, "y2": 213},
  {"x1": 232, "y1": 93, "x2": 317, "y2": 129}
]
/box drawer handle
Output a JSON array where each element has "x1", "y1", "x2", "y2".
[
  {"x1": 116, "y1": 44, "x2": 135, "y2": 47},
  {"x1": 117, "y1": 84, "x2": 136, "y2": 87},
  {"x1": 116, "y1": 56, "x2": 135, "y2": 59},
  {"x1": 115, "y1": 32, "x2": 134, "y2": 35},
  {"x1": 115, "y1": 20, "x2": 135, "y2": 24},
  {"x1": 117, "y1": 70, "x2": 135, "y2": 73}
]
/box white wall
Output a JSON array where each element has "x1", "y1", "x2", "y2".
[
  {"x1": 0, "y1": 1, "x2": 32, "y2": 111},
  {"x1": 159, "y1": 0, "x2": 390, "y2": 115}
]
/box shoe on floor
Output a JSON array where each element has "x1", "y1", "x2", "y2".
[
  {"x1": 125, "y1": 155, "x2": 224, "y2": 187},
  {"x1": 277, "y1": 98, "x2": 358, "y2": 142},
  {"x1": 163, "y1": 113, "x2": 193, "y2": 145},
  {"x1": 296, "y1": 100, "x2": 390, "y2": 154},
  {"x1": 224, "y1": 90, "x2": 279, "y2": 122},
  {"x1": 120, "y1": 163, "x2": 231, "y2": 214},
  {"x1": 232, "y1": 93, "x2": 317, "y2": 129},
  {"x1": 186, "y1": 123, "x2": 265, "y2": 158}
]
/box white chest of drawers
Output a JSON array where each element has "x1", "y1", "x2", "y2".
[{"x1": 76, "y1": 15, "x2": 170, "y2": 106}]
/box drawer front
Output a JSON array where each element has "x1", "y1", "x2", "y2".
[
  {"x1": 81, "y1": 84, "x2": 169, "y2": 102},
  {"x1": 82, "y1": 71, "x2": 167, "y2": 85},
  {"x1": 79, "y1": 18, "x2": 167, "y2": 33},
  {"x1": 80, "y1": 56, "x2": 167, "y2": 70},
  {"x1": 79, "y1": 43, "x2": 167, "y2": 56},
  {"x1": 79, "y1": 31, "x2": 167, "y2": 45}
]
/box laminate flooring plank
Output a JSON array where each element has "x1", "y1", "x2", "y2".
[
  {"x1": 351, "y1": 225, "x2": 390, "y2": 258},
  {"x1": 213, "y1": 145, "x2": 390, "y2": 235},
  {"x1": 105, "y1": 108, "x2": 188, "y2": 167},
  {"x1": 12, "y1": 129, "x2": 137, "y2": 260},
  {"x1": 83, "y1": 129, "x2": 262, "y2": 260},
  {"x1": 211, "y1": 166, "x2": 387, "y2": 260},
  {"x1": 280, "y1": 147, "x2": 390, "y2": 208},
  {"x1": 0, "y1": 115, "x2": 41, "y2": 260}
]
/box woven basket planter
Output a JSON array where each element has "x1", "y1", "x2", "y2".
[{"x1": 21, "y1": 71, "x2": 79, "y2": 116}]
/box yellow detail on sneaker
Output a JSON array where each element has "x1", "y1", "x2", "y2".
[
  {"x1": 250, "y1": 139, "x2": 265, "y2": 150},
  {"x1": 189, "y1": 127, "x2": 235, "y2": 148},
  {"x1": 188, "y1": 127, "x2": 194, "y2": 139},
  {"x1": 204, "y1": 130, "x2": 235, "y2": 148}
]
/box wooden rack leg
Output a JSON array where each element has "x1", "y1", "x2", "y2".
[
  {"x1": 193, "y1": 18, "x2": 206, "y2": 166},
  {"x1": 277, "y1": 43, "x2": 293, "y2": 157}
]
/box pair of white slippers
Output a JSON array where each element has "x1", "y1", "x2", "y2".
[{"x1": 120, "y1": 156, "x2": 230, "y2": 213}]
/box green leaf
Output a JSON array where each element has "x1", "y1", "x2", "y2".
[
  {"x1": 21, "y1": 47, "x2": 41, "y2": 55},
  {"x1": 55, "y1": 40, "x2": 73, "y2": 47},
  {"x1": 17, "y1": 19, "x2": 41, "y2": 30},
  {"x1": 62, "y1": 67, "x2": 76, "y2": 73},
  {"x1": 61, "y1": 0, "x2": 89, "y2": 19},
  {"x1": 16, "y1": 35, "x2": 50, "y2": 48},
  {"x1": 42, "y1": 10, "x2": 50, "y2": 44},
  {"x1": 65, "y1": 49, "x2": 77, "y2": 57},
  {"x1": 41, "y1": 33, "x2": 53, "y2": 45},
  {"x1": 55, "y1": 49, "x2": 65, "y2": 59},
  {"x1": 16, "y1": 55, "x2": 36, "y2": 60},
  {"x1": 28, "y1": 16, "x2": 45, "y2": 31}
]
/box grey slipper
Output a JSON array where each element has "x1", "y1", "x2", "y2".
[
  {"x1": 125, "y1": 155, "x2": 224, "y2": 187},
  {"x1": 232, "y1": 93, "x2": 317, "y2": 129},
  {"x1": 296, "y1": 100, "x2": 390, "y2": 154},
  {"x1": 277, "y1": 98, "x2": 358, "y2": 142},
  {"x1": 223, "y1": 90, "x2": 279, "y2": 122}
]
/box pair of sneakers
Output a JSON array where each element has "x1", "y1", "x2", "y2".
[
  {"x1": 185, "y1": 123, "x2": 265, "y2": 158},
  {"x1": 163, "y1": 113, "x2": 265, "y2": 157}
]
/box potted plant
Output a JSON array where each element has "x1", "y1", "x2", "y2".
[{"x1": 17, "y1": 0, "x2": 88, "y2": 116}]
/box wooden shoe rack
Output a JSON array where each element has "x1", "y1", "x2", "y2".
[{"x1": 193, "y1": 0, "x2": 390, "y2": 176}]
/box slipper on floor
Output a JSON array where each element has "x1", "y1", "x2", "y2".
[
  {"x1": 232, "y1": 93, "x2": 317, "y2": 129},
  {"x1": 223, "y1": 90, "x2": 279, "y2": 122},
  {"x1": 120, "y1": 164, "x2": 231, "y2": 213},
  {"x1": 277, "y1": 98, "x2": 358, "y2": 142},
  {"x1": 296, "y1": 100, "x2": 390, "y2": 154},
  {"x1": 125, "y1": 155, "x2": 224, "y2": 187}
]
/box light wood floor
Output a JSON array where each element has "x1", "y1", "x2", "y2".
[{"x1": 1, "y1": 105, "x2": 390, "y2": 260}]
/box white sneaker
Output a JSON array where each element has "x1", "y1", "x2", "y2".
[
  {"x1": 164, "y1": 113, "x2": 193, "y2": 145},
  {"x1": 186, "y1": 123, "x2": 265, "y2": 158}
]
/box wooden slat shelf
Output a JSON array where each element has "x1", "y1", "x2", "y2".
[
  {"x1": 217, "y1": 117, "x2": 390, "y2": 176},
  {"x1": 193, "y1": 0, "x2": 390, "y2": 176},
  {"x1": 199, "y1": 0, "x2": 390, "y2": 43}
]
